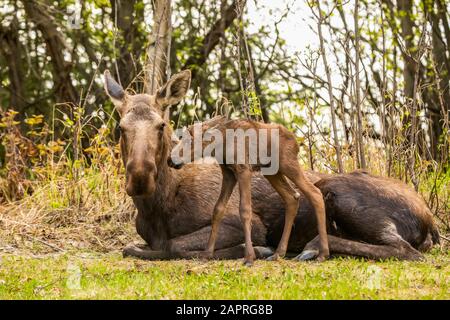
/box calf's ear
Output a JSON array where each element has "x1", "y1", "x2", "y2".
[
  {"x1": 156, "y1": 70, "x2": 191, "y2": 110},
  {"x1": 104, "y1": 70, "x2": 127, "y2": 116}
]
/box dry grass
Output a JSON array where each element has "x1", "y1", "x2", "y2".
[
  {"x1": 0, "y1": 108, "x2": 142, "y2": 255},
  {"x1": 0, "y1": 171, "x2": 139, "y2": 255}
]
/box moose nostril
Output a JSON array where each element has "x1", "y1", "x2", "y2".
[{"x1": 142, "y1": 160, "x2": 154, "y2": 172}]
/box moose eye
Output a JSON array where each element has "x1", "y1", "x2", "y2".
[{"x1": 159, "y1": 122, "x2": 166, "y2": 131}]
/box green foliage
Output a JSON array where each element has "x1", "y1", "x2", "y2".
[
  {"x1": 0, "y1": 104, "x2": 120, "y2": 203},
  {"x1": 246, "y1": 89, "x2": 262, "y2": 118}
]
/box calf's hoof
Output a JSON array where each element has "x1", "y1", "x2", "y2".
[
  {"x1": 198, "y1": 250, "x2": 214, "y2": 260},
  {"x1": 243, "y1": 259, "x2": 254, "y2": 267},
  {"x1": 243, "y1": 253, "x2": 256, "y2": 267},
  {"x1": 316, "y1": 253, "x2": 329, "y2": 262}
]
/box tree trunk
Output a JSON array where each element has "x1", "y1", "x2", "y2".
[
  {"x1": 398, "y1": 0, "x2": 416, "y2": 101},
  {"x1": 436, "y1": 0, "x2": 450, "y2": 64},
  {"x1": 145, "y1": 0, "x2": 172, "y2": 95},
  {"x1": 22, "y1": 1, "x2": 78, "y2": 105},
  {"x1": 0, "y1": 17, "x2": 26, "y2": 117},
  {"x1": 172, "y1": 0, "x2": 241, "y2": 124},
  {"x1": 354, "y1": 0, "x2": 366, "y2": 169},
  {"x1": 183, "y1": 0, "x2": 240, "y2": 79},
  {"x1": 219, "y1": 0, "x2": 228, "y2": 97},
  {"x1": 428, "y1": 0, "x2": 450, "y2": 161},
  {"x1": 315, "y1": 0, "x2": 344, "y2": 173},
  {"x1": 110, "y1": 0, "x2": 142, "y2": 90}
]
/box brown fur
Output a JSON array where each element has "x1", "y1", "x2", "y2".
[
  {"x1": 170, "y1": 116, "x2": 329, "y2": 265},
  {"x1": 103, "y1": 69, "x2": 439, "y2": 262}
]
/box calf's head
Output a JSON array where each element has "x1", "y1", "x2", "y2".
[{"x1": 104, "y1": 70, "x2": 191, "y2": 197}]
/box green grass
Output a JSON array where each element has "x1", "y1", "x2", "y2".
[{"x1": 0, "y1": 250, "x2": 448, "y2": 300}]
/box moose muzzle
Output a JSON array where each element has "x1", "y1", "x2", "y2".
[{"x1": 125, "y1": 159, "x2": 157, "y2": 196}]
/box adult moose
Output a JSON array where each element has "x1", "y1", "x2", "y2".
[{"x1": 104, "y1": 69, "x2": 440, "y2": 262}]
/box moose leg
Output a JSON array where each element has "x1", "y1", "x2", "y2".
[
  {"x1": 123, "y1": 243, "x2": 273, "y2": 261},
  {"x1": 284, "y1": 167, "x2": 329, "y2": 261},
  {"x1": 123, "y1": 226, "x2": 220, "y2": 260},
  {"x1": 123, "y1": 220, "x2": 273, "y2": 261},
  {"x1": 264, "y1": 173, "x2": 299, "y2": 261},
  {"x1": 123, "y1": 244, "x2": 171, "y2": 260},
  {"x1": 295, "y1": 234, "x2": 424, "y2": 261},
  {"x1": 205, "y1": 167, "x2": 237, "y2": 257},
  {"x1": 237, "y1": 170, "x2": 256, "y2": 266}
]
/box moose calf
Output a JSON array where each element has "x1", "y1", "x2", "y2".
[{"x1": 169, "y1": 116, "x2": 329, "y2": 265}]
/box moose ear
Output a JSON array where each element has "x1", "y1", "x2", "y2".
[
  {"x1": 156, "y1": 70, "x2": 191, "y2": 109},
  {"x1": 104, "y1": 70, "x2": 127, "y2": 115}
]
